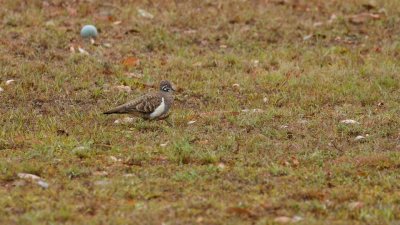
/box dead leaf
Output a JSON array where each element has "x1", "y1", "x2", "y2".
[
  {"x1": 291, "y1": 157, "x2": 300, "y2": 167},
  {"x1": 93, "y1": 171, "x2": 109, "y2": 176},
  {"x1": 18, "y1": 173, "x2": 41, "y2": 181},
  {"x1": 274, "y1": 216, "x2": 303, "y2": 223},
  {"x1": 66, "y1": 7, "x2": 77, "y2": 16},
  {"x1": 187, "y1": 120, "x2": 196, "y2": 125},
  {"x1": 122, "y1": 57, "x2": 140, "y2": 69},
  {"x1": 274, "y1": 216, "x2": 292, "y2": 223},
  {"x1": 349, "y1": 13, "x2": 381, "y2": 25},
  {"x1": 226, "y1": 207, "x2": 255, "y2": 217},
  {"x1": 125, "y1": 72, "x2": 143, "y2": 79},
  {"x1": 113, "y1": 21, "x2": 122, "y2": 25},
  {"x1": 6, "y1": 79, "x2": 15, "y2": 85},
  {"x1": 348, "y1": 201, "x2": 364, "y2": 210}
]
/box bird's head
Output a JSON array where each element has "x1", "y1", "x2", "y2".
[{"x1": 160, "y1": 80, "x2": 175, "y2": 93}]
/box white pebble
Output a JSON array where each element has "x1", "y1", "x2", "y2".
[
  {"x1": 103, "y1": 43, "x2": 112, "y2": 48},
  {"x1": 37, "y1": 180, "x2": 49, "y2": 189},
  {"x1": 303, "y1": 34, "x2": 313, "y2": 41},
  {"x1": 340, "y1": 119, "x2": 359, "y2": 124},
  {"x1": 94, "y1": 180, "x2": 110, "y2": 186},
  {"x1": 113, "y1": 85, "x2": 132, "y2": 93},
  {"x1": 0, "y1": 87, "x2": 4, "y2": 93},
  {"x1": 138, "y1": 9, "x2": 154, "y2": 19},
  {"x1": 110, "y1": 156, "x2": 119, "y2": 162},
  {"x1": 114, "y1": 117, "x2": 134, "y2": 124},
  {"x1": 78, "y1": 47, "x2": 89, "y2": 55}
]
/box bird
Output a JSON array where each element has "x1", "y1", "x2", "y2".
[{"x1": 103, "y1": 80, "x2": 175, "y2": 120}]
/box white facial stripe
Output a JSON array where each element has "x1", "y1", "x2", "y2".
[{"x1": 150, "y1": 97, "x2": 165, "y2": 119}]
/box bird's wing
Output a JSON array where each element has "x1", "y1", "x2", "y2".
[
  {"x1": 132, "y1": 94, "x2": 162, "y2": 113},
  {"x1": 104, "y1": 93, "x2": 162, "y2": 114}
]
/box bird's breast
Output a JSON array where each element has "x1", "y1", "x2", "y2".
[{"x1": 149, "y1": 97, "x2": 166, "y2": 119}]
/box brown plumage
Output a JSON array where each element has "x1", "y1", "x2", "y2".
[{"x1": 103, "y1": 80, "x2": 175, "y2": 120}]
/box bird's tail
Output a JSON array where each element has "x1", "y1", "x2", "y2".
[{"x1": 103, "y1": 105, "x2": 129, "y2": 114}]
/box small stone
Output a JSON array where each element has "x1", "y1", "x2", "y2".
[
  {"x1": 103, "y1": 43, "x2": 112, "y2": 48},
  {"x1": 187, "y1": 120, "x2": 196, "y2": 125},
  {"x1": 219, "y1": 44, "x2": 227, "y2": 49},
  {"x1": 45, "y1": 20, "x2": 55, "y2": 27},
  {"x1": 69, "y1": 46, "x2": 75, "y2": 53},
  {"x1": 126, "y1": 72, "x2": 143, "y2": 79},
  {"x1": 110, "y1": 156, "x2": 119, "y2": 162},
  {"x1": 328, "y1": 14, "x2": 338, "y2": 24},
  {"x1": 113, "y1": 85, "x2": 132, "y2": 93},
  {"x1": 298, "y1": 119, "x2": 308, "y2": 124},
  {"x1": 37, "y1": 180, "x2": 49, "y2": 189},
  {"x1": 274, "y1": 216, "x2": 292, "y2": 223},
  {"x1": 340, "y1": 119, "x2": 360, "y2": 125},
  {"x1": 78, "y1": 47, "x2": 89, "y2": 55},
  {"x1": 114, "y1": 117, "x2": 134, "y2": 124},
  {"x1": 313, "y1": 22, "x2": 323, "y2": 27},
  {"x1": 217, "y1": 163, "x2": 226, "y2": 170},
  {"x1": 274, "y1": 216, "x2": 303, "y2": 223},
  {"x1": 94, "y1": 180, "x2": 110, "y2": 186},
  {"x1": 137, "y1": 9, "x2": 154, "y2": 19},
  {"x1": 348, "y1": 201, "x2": 364, "y2": 210},
  {"x1": 93, "y1": 171, "x2": 108, "y2": 176},
  {"x1": 303, "y1": 34, "x2": 313, "y2": 41},
  {"x1": 73, "y1": 146, "x2": 87, "y2": 152},
  {"x1": 0, "y1": 87, "x2": 4, "y2": 93},
  {"x1": 292, "y1": 216, "x2": 303, "y2": 222},
  {"x1": 280, "y1": 125, "x2": 289, "y2": 129},
  {"x1": 252, "y1": 109, "x2": 264, "y2": 113},
  {"x1": 263, "y1": 97, "x2": 268, "y2": 103},
  {"x1": 123, "y1": 173, "x2": 135, "y2": 177}
]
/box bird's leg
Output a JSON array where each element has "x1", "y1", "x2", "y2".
[
  {"x1": 164, "y1": 118, "x2": 174, "y2": 127},
  {"x1": 159, "y1": 114, "x2": 174, "y2": 127}
]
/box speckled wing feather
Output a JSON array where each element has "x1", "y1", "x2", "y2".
[{"x1": 103, "y1": 93, "x2": 162, "y2": 115}]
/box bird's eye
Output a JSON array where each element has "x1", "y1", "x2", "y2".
[{"x1": 162, "y1": 86, "x2": 169, "y2": 91}]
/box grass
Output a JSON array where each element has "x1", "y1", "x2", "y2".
[{"x1": 1, "y1": 0, "x2": 400, "y2": 224}]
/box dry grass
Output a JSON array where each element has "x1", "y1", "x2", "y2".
[{"x1": 1, "y1": 0, "x2": 400, "y2": 224}]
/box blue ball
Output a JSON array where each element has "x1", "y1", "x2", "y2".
[{"x1": 80, "y1": 25, "x2": 98, "y2": 38}]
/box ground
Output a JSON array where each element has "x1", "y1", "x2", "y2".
[{"x1": 1, "y1": 0, "x2": 400, "y2": 224}]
